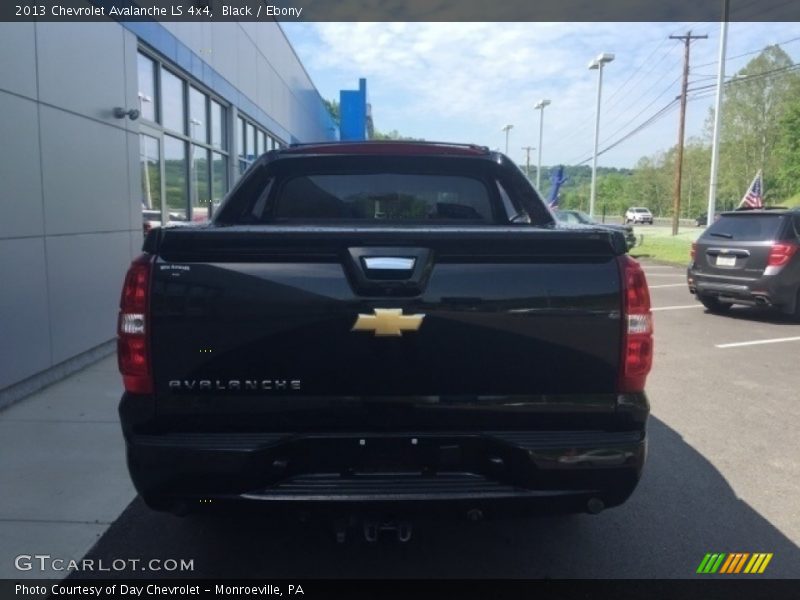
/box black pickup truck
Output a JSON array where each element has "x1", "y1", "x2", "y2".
[{"x1": 118, "y1": 142, "x2": 653, "y2": 521}]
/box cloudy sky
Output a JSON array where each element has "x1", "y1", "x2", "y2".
[{"x1": 282, "y1": 22, "x2": 800, "y2": 169}]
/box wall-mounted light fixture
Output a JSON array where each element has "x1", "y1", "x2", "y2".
[{"x1": 113, "y1": 107, "x2": 140, "y2": 120}]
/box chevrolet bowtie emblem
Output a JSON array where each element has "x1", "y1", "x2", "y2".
[{"x1": 351, "y1": 309, "x2": 425, "y2": 337}]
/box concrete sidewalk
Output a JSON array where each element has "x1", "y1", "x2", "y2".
[{"x1": 0, "y1": 355, "x2": 134, "y2": 578}]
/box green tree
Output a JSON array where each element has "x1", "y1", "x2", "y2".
[
  {"x1": 680, "y1": 140, "x2": 711, "y2": 217},
  {"x1": 708, "y1": 45, "x2": 800, "y2": 205},
  {"x1": 597, "y1": 172, "x2": 628, "y2": 216},
  {"x1": 371, "y1": 129, "x2": 423, "y2": 141},
  {"x1": 775, "y1": 100, "x2": 800, "y2": 201},
  {"x1": 323, "y1": 98, "x2": 340, "y2": 127}
]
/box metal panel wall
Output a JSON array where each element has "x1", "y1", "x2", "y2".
[
  {"x1": 0, "y1": 22, "x2": 141, "y2": 392},
  {"x1": 0, "y1": 19, "x2": 339, "y2": 395}
]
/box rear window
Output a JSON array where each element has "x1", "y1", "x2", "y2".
[
  {"x1": 273, "y1": 173, "x2": 494, "y2": 222},
  {"x1": 703, "y1": 214, "x2": 784, "y2": 241}
]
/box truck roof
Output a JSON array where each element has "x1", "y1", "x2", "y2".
[{"x1": 282, "y1": 141, "x2": 492, "y2": 157}]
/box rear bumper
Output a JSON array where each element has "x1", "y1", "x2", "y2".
[
  {"x1": 687, "y1": 268, "x2": 797, "y2": 311},
  {"x1": 120, "y1": 395, "x2": 648, "y2": 515}
]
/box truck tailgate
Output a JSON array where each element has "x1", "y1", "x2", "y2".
[{"x1": 148, "y1": 226, "x2": 623, "y2": 422}]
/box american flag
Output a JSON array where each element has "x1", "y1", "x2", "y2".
[{"x1": 738, "y1": 170, "x2": 764, "y2": 209}]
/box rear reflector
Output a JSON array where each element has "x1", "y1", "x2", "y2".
[
  {"x1": 118, "y1": 254, "x2": 153, "y2": 394},
  {"x1": 618, "y1": 255, "x2": 653, "y2": 393},
  {"x1": 627, "y1": 313, "x2": 652, "y2": 335},
  {"x1": 767, "y1": 243, "x2": 798, "y2": 268}
]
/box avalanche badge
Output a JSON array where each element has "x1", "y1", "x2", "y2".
[{"x1": 351, "y1": 309, "x2": 425, "y2": 337}]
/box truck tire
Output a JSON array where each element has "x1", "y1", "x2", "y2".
[{"x1": 698, "y1": 295, "x2": 732, "y2": 313}]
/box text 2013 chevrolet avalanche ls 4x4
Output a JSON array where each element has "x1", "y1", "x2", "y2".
[{"x1": 117, "y1": 142, "x2": 653, "y2": 520}]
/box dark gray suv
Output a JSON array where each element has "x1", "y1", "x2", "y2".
[{"x1": 687, "y1": 208, "x2": 800, "y2": 319}]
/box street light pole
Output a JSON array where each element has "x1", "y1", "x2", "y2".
[
  {"x1": 534, "y1": 99, "x2": 550, "y2": 189},
  {"x1": 707, "y1": 0, "x2": 729, "y2": 227},
  {"x1": 501, "y1": 124, "x2": 514, "y2": 154},
  {"x1": 588, "y1": 53, "x2": 614, "y2": 218}
]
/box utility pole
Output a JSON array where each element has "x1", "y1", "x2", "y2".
[
  {"x1": 522, "y1": 146, "x2": 535, "y2": 181},
  {"x1": 669, "y1": 30, "x2": 707, "y2": 236}
]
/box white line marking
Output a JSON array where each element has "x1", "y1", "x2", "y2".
[
  {"x1": 643, "y1": 266, "x2": 680, "y2": 270},
  {"x1": 716, "y1": 336, "x2": 800, "y2": 349},
  {"x1": 644, "y1": 273, "x2": 685, "y2": 277},
  {"x1": 648, "y1": 283, "x2": 686, "y2": 289},
  {"x1": 651, "y1": 304, "x2": 703, "y2": 312}
]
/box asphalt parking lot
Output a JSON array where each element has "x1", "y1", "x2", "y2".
[{"x1": 72, "y1": 260, "x2": 800, "y2": 579}]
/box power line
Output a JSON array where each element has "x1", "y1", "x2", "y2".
[
  {"x1": 551, "y1": 23, "x2": 707, "y2": 154},
  {"x1": 694, "y1": 35, "x2": 800, "y2": 69},
  {"x1": 562, "y1": 33, "x2": 800, "y2": 170},
  {"x1": 569, "y1": 61, "x2": 800, "y2": 177},
  {"x1": 551, "y1": 38, "x2": 682, "y2": 152},
  {"x1": 599, "y1": 73, "x2": 682, "y2": 147},
  {"x1": 566, "y1": 72, "x2": 682, "y2": 164},
  {"x1": 598, "y1": 42, "x2": 682, "y2": 127},
  {"x1": 603, "y1": 38, "x2": 672, "y2": 105},
  {"x1": 686, "y1": 64, "x2": 800, "y2": 106},
  {"x1": 686, "y1": 62, "x2": 800, "y2": 94},
  {"x1": 572, "y1": 98, "x2": 680, "y2": 165}
]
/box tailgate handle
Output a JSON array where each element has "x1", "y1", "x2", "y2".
[
  {"x1": 707, "y1": 248, "x2": 750, "y2": 257},
  {"x1": 363, "y1": 257, "x2": 416, "y2": 270}
]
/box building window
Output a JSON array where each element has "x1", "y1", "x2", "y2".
[
  {"x1": 189, "y1": 87, "x2": 208, "y2": 144},
  {"x1": 210, "y1": 100, "x2": 225, "y2": 150},
  {"x1": 137, "y1": 53, "x2": 157, "y2": 122},
  {"x1": 164, "y1": 135, "x2": 188, "y2": 222},
  {"x1": 139, "y1": 134, "x2": 161, "y2": 211},
  {"x1": 236, "y1": 115, "x2": 283, "y2": 176},
  {"x1": 161, "y1": 69, "x2": 185, "y2": 134},
  {"x1": 192, "y1": 145, "x2": 211, "y2": 219},
  {"x1": 212, "y1": 152, "x2": 227, "y2": 203},
  {"x1": 246, "y1": 122, "x2": 255, "y2": 163},
  {"x1": 137, "y1": 47, "x2": 231, "y2": 226}
]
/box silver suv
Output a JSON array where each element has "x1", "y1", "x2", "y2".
[{"x1": 625, "y1": 207, "x2": 653, "y2": 224}]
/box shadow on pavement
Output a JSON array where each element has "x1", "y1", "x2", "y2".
[
  {"x1": 711, "y1": 306, "x2": 800, "y2": 326},
  {"x1": 78, "y1": 417, "x2": 800, "y2": 578}
]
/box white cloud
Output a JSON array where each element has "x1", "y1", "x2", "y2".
[{"x1": 284, "y1": 22, "x2": 800, "y2": 168}]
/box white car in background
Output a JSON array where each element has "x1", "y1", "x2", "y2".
[{"x1": 625, "y1": 207, "x2": 654, "y2": 224}]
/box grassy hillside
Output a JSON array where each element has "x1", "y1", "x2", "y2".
[{"x1": 629, "y1": 225, "x2": 701, "y2": 265}]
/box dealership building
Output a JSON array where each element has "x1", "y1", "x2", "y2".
[{"x1": 0, "y1": 20, "x2": 345, "y2": 404}]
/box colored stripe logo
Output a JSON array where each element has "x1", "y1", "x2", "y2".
[{"x1": 697, "y1": 553, "x2": 773, "y2": 574}]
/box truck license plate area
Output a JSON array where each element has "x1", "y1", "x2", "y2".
[{"x1": 356, "y1": 437, "x2": 427, "y2": 472}]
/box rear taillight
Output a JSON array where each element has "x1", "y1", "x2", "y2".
[
  {"x1": 618, "y1": 255, "x2": 653, "y2": 393},
  {"x1": 118, "y1": 254, "x2": 153, "y2": 394},
  {"x1": 767, "y1": 243, "x2": 798, "y2": 268},
  {"x1": 690, "y1": 242, "x2": 697, "y2": 262}
]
